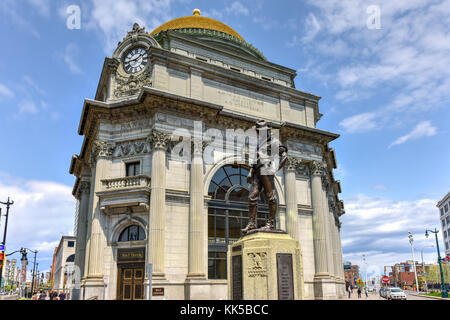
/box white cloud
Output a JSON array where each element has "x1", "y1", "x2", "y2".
[
  {"x1": 23, "y1": 76, "x2": 46, "y2": 95},
  {"x1": 27, "y1": 0, "x2": 51, "y2": 17},
  {"x1": 339, "y1": 112, "x2": 378, "y2": 133},
  {"x1": 299, "y1": 0, "x2": 450, "y2": 131},
  {"x1": 374, "y1": 185, "x2": 388, "y2": 191},
  {"x1": 0, "y1": 84, "x2": 14, "y2": 98},
  {"x1": 341, "y1": 194, "x2": 445, "y2": 274},
  {"x1": 17, "y1": 100, "x2": 38, "y2": 116},
  {"x1": 87, "y1": 0, "x2": 173, "y2": 53},
  {"x1": 62, "y1": 43, "x2": 83, "y2": 74},
  {"x1": 389, "y1": 121, "x2": 437, "y2": 148},
  {"x1": 0, "y1": 175, "x2": 75, "y2": 275},
  {"x1": 226, "y1": 1, "x2": 249, "y2": 16},
  {"x1": 301, "y1": 13, "x2": 321, "y2": 43}
]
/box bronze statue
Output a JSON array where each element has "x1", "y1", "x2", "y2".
[{"x1": 242, "y1": 120, "x2": 288, "y2": 235}]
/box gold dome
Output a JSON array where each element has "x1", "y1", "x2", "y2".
[{"x1": 151, "y1": 9, "x2": 244, "y2": 41}]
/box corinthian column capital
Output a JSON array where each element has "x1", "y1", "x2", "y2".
[
  {"x1": 148, "y1": 129, "x2": 171, "y2": 150},
  {"x1": 285, "y1": 156, "x2": 302, "y2": 172},
  {"x1": 91, "y1": 140, "x2": 115, "y2": 163},
  {"x1": 309, "y1": 160, "x2": 325, "y2": 176}
]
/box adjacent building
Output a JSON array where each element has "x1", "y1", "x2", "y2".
[
  {"x1": 438, "y1": 192, "x2": 450, "y2": 257},
  {"x1": 52, "y1": 236, "x2": 76, "y2": 292},
  {"x1": 69, "y1": 9, "x2": 346, "y2": 300},
  {"x1": 344, "y1": 264, "x2": 360, "y2": 287}
]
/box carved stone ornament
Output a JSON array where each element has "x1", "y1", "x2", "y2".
[
  {"x1": 247, "y1": 252, "x2": 267, "y2": 278},
  {"x1": 115, "y1": 140, "x2": 149, "y2": 157},
  {"x1": 92, "y1": 140, "x2": 115, "y2": 161},
  {"x1": 115, "y1": 70, "x2": 152, "y2": 98},
  {"x1": 148, "y1": 130, "x2": 171, "y2": 150},
  {"x1": 309, "y1": 160, "x2": 325, "y2": 176},
  {"x1": 120, "y1": 23, "x2": 148, "y2": 45},
  {"x1": 297, "y1": 164, "x2": 309, "y2": 176},
  {"x1": 285, "y1": 157, "x2": 302, "y2": 172},
  {"x1": 191, "y1": 138, "x2": 210, "y2": 155},
  {"x1": 79, "y1": 181, "x2": 91, "y2": 195}
]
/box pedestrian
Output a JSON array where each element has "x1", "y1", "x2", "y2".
[
  {"x1": 357, "y1": 287, "x2": 361, "y2": 298},
  {"x1": 348, "y1": 287, "x2": 351, "y2": 298},
  {"x1": 39, "y1": 290, "x2": 46, "y2": 300},
  {"x1": 58, "y1": 291, "x2": 66, "y2": 301},
  {"x1": 50, "y1": 290, "x2": 58, "y2": 300},
  {"x1": 364, "y1": 287, "x2": 368, "y2": 298}
]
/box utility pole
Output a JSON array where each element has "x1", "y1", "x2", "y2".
[{"x1": 0, "y1": 197, "x2": 14, "y2": 289}]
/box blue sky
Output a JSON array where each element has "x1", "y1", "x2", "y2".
[{"x1": 0, "y1": 0, "x2": 449, "y2": 279}]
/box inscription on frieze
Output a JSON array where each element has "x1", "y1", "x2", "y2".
[
  {"x1": 232, "y1": 255, "x2": 242, "y2": 300},
  {"x1": 276, "y1": 253, "x2": 294, "y2": 300}
]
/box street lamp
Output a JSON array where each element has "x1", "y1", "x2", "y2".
[
  {"x1": 362, "y1": 254, "x2": 368, "y2": 289},
  {"x1": 0, "y1": 198, "x2": 14, "y2": 288},
  {"x1": 425, "y1": 228, "x2": 448, "y2": 298},
  {"x1": 407, "y1": 231, "x2": 420, "y2": 292},
  {"x1": 421, "y1": 245, "x2": 434, "y2": 293}
]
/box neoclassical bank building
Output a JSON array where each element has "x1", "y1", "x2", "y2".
[{"x1": 69, "y1": 10, "x2": 346, "y2": 300}]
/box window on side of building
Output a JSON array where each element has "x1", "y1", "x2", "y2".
[
  {"x1": 119, "y1": 225, "x2": 146, "y2": 242},
  {"x1": 441, "y1": 208, "x2": 445, "y2": 216},
  {"x1": 445, "y1": 204, "x2": 449, "y2": 213},
  {"x1": 67, "y1": 241, "x2": 75, "y2": 247},
  {"x1": 126, "y1": 161, "x2": 141, "y2": 177}
]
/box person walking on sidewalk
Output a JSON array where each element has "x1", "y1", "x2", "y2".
[
  {"x1": 357, "y1": 287, "x2": 362, "y2": 298},
  {"x1": 347, "y1": 287, "x2": 351, "y2": 298},
  {"x1": 364, "y1": 287, "x2": 368, "y2": 298}
]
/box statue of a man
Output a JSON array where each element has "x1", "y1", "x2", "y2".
[{"x1": 242, "y1": 120, "x2": 288, "y2": 234}]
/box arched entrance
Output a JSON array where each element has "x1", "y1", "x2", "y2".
[
  {"x1": 207, "y1": 164, "x2": 275, "y2": 279},
  {"x1": 115, "y1": 224, "x2": 146, "y2": 300}
]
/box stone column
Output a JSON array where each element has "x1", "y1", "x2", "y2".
[
  {"x1": 310, "y1": 161, "x2": 334, "y2": 299},
  {"x1": 187, "y1": 138, "x2": 207, "y2": 279},
  {"x1": 284, "y1": 157, "x2": 301, "y2": 241},
  {"x1": 148, "y1": 130, "x2": 171, "y2": 279},
  {"x1": 73, "y1": 178, "x2": 90, "y2": 299},
  {"x1": 83, "y1": 139, "x2": 114, "y2": 299}
]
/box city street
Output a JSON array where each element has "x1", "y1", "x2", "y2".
[{"x1": 340, "y1": 290, "x2": 446, "y2": 301}]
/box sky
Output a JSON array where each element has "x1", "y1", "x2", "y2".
[{"x1": 0, "y1": 0, "x2": 449, "y2": 280}]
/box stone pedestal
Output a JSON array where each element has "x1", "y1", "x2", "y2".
[{"x1": 228, "y1": 231, "x2": 304, "y2": 300}]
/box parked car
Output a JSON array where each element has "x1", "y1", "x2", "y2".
[
  {"x1": 386, "y1": 287, "x2": 407, "y2": 300},
  {"x1": 379, "y1": 287, "x2": 387, "y2": 298}
]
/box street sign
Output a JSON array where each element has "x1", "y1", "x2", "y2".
[
  {"x1": 382, "y1": 276, "x2": 390, "y2": 283},
  {"x1": 0, "y1": 245, "x2": 4, "y2": 251}
]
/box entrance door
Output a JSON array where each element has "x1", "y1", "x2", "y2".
[{"x1": 118, "y1": 266, "x2": 144, "y2": 300}]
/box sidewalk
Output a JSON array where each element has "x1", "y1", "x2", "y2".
[{"x1": 340, "y1": 291, "x2": 382, "y2": 300}]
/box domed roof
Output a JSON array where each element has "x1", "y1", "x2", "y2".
[{"x1": 151, "y1": 9, "x2": 245, "y2": 41}]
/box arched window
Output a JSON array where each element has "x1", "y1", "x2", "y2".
[
  {"x1": 66, "y1": 254, "x2": 75, "y2": 263},
  {"x1": 119, "y1": 225, "x2": 146, "y2": 242},
  {"x1": 207, "y1": 165, "x2": 273, "y2": 279}
]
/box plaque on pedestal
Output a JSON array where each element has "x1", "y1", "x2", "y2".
[{"x1": 228, "y1": 231, "x2": 304, "y2": 300}]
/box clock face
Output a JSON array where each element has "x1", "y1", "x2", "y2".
[{"x1": 123, "y1": 47, "x2": 149, "y2": 74}]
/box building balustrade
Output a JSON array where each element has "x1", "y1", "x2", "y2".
[{"x1": 101, "y1": 175, "x2": 151, "y2": 190}]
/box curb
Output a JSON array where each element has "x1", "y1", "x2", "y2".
[{"x1": 406, "y1": 291, "x2": 448, "y2": 300}]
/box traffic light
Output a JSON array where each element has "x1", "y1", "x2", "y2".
[{"x1": 0, "y1": 252, "x2": 4, "y2": 266}]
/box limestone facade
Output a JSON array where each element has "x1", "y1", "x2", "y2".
[{"x1": 69, "y1": 12, "x2": 346, "y2": 300}]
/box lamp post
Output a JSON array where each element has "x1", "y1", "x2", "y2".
[
  {"x1": 362, "y1": 254, "x2": 368, "y2": 288},
  {"x1": 425, "y1": 228, "x2": 448, "y2": 298},
  {"x1": 0, "y1": 198, "x2": 14, "y2": 288},
  {"x1": 407, "y1": 231, "x2": 420, "y2": 292},
  {"x1": 421, "y1": 245, "x2": 434, "y2": 293}
]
